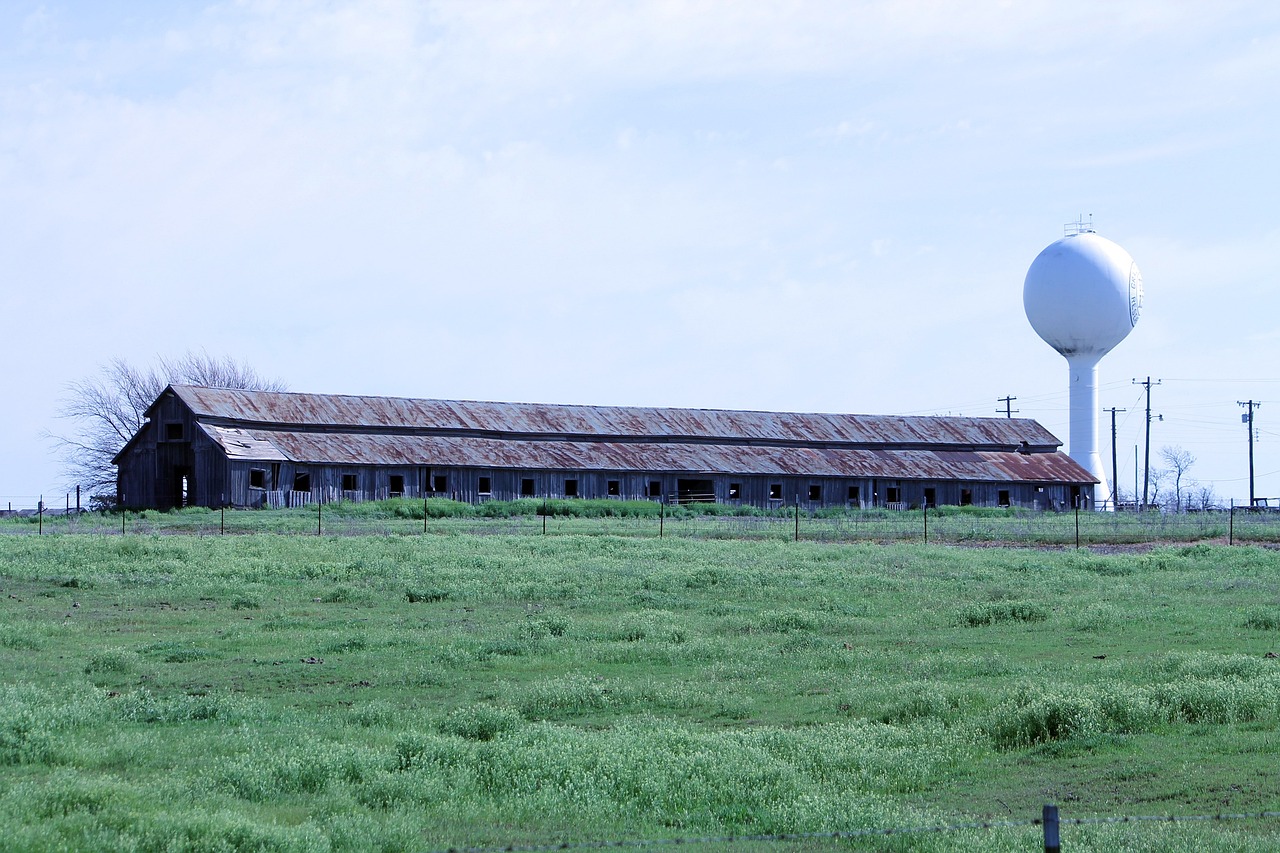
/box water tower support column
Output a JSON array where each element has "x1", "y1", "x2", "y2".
[{"x1": 1067, "y1": 354, "x2": 1107, "y2": 506}]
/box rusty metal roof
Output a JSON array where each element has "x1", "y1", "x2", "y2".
[
  {"x1": 202, "y1": 429, "x2": 1096, "y2": 484},
  {"x1": 170, "y1": 385, "x2": 1064, "y2": 450}
]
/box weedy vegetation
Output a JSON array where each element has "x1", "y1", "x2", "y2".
[{"x1": 0, "y1": 532, "x2": 1278, "y2": 851}]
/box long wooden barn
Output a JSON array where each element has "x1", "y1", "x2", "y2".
[{"x1": 113, "y1": 385, "x2": 1097, "y2": 511}]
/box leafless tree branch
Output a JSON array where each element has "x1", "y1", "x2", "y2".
[{"x1": 49, "y1": 352, "x2": 287, "y2": 496}]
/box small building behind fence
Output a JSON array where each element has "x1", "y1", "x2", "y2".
[{"x1": 112, "y1": 385, "x2": 1097, "y2": 511}]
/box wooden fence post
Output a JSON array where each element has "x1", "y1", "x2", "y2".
[
  {"x1": 1042, "y1": 804, "x2": 1061, "y2": 852},
  {"x1": 1075, "y1": 498, "x2": 1080, "y2": 549}
]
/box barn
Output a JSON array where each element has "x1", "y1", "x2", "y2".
[{"x1": 113, "y1": 385, "x2": 1097, "y2": 511}]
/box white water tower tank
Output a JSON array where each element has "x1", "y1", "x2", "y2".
[{"x1": 1024, "y1": 223, "x2": 1143, "y2": 508}]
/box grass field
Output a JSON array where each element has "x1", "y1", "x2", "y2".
[{"x1": 1, "y1": 532, "x2": 1278, "y2": 851}]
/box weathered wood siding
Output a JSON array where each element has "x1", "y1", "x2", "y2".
[{"x1": 115, "y1": 389, "x2": 1096, "y2": 511}]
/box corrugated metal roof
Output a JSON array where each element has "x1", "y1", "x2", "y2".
[
  {"x1": 204, "y1": 429, "x2": 1096, "y2": 483},
  {"x1": 170, "y1": 385, "x2": 1063, "y2": 449}
]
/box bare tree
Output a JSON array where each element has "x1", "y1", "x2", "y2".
[
  {"x1": 52, "y1": 352, "x2": 287, "y2": 495},
  {"x1": 1188, "y1": 482, "x2": 1220, "y2": 511},
  {"x1": 1159, "y1": 445, "x2": 1197, "y2": 513},
  {"x1": 1146, "y1": 468, "x2": 1169, "y2": 510}
]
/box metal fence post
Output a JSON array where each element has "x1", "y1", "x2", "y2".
[
  {"x1": 1229, "y1": 499, "x2": 1234, "y2": 546},
  {"x1": 923, "y1": 501, "x2": 928, "y2": 544},
  {"x1": 221, "y1": 505, "x2": 225, "y2": 535},
  {"x1": 1075, "y1": 498, "x2": 1080, "y2": 549},
  {"x1": 794, "y1": 498, "x2": 799, "y2": 542},
  {"x1": 38, "y1": 496, "x2": 43, "y2": 535},
  {"x1": 1043, "y1": 804, "x2": 1061, "y2": 852},
  {"x1": 317, "y1": 500, "x2": 322, "y2": 536},
  {"x1": 659, "y1": 498, "x2": 664, "y2": 539}
]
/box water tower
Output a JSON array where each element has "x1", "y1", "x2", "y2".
[{"x1": 1024, "y1": 220, "x2": 1143, "y2": 508}]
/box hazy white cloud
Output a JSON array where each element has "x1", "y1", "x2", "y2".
[{"x1": 0, "y1": 0, "x2": 1278, "y2": 502}]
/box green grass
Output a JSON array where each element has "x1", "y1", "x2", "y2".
[{"x1": 0, "y1": 534, "x2": 1278, "y2": 851}]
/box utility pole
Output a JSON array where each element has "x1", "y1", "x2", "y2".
[
  {"x1": 1238, "y1": 400, "x2": 1261, "y2": 507},
  {"x1": 1104, "y1": 407, "x2": 1125, "y2": 510},
  {"x1": 1133, "y1": 377, "x2": 1161, "y2": 509},
  {"x1": 997, "y1": 396, "x2": 1019, "y2": 418}
]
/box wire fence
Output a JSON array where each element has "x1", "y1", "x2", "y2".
[
  {"x1": 4, "y1": 502, "x2": 1280, "y2": 546},
  {"x1": 425, "y1": 807, "x2": 1280, "y2": 852}
]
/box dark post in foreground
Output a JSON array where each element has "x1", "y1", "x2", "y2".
[
  {"x1": 1042, "y1": 803, "x2": 1061, "y2": 852},
  {"x1": 1075, "y1": 497, "x2": 1080, "y2": 549}
]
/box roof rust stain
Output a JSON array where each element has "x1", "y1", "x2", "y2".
[
  {"x1": 207, "y1": 430, "x2": 1096, "y2": 483},
  {"x1": 171, "y1": 385, "x2": 1063, "y2": 449}
]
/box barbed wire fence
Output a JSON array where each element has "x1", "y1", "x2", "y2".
[
  {"x1": 424, "y1": 807, "x2": 1280, "y2": 853},
  {"x1": 5, "y1": 498, "x2": 1280, "y2": 546}
]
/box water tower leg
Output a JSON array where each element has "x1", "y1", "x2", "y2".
[{"x1": 1067, "y1": 354, "x2": 1108, "y2": 509}]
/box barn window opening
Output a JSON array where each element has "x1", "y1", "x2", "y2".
[
  {"x1": 960, "y1": 488, "x2": 973, "y2": 506},
  {"x1": 249, "y1": 469, "x2": 266, "y2": 489},
  {"x1": 728, "y1": 483, "x2": 741, "y2": 500},
  {"x1": 565, "y1": 479, "x2": 579, "y2": 497},
  {"x1": 607, "y1": 480, "x2": 620, "y2": 496},
  {"x1": 886, "y1": 487, "x2": 900, "y2": 504},
  {"x1": 923, "y1": 487, "x2": 937, "y2": 509},
  {"x1": 649, "y1": 481, "x2": 662, "y2": 500},
  {"x1": 389, "y1": 475, "x2": 405, "y2": 497},
  {"x1": 808, "y1": 484, "x2": 822, "y2": 502},
  {"x1": 294, "y1": 472, "x2": 311, "y2": 492},
  {"x1": 847, "y1": 485, "x2": 860, "y2": 504},
  {"x1": 165, "y1": 423, "x2": 184, "y2": 441},
  {"x1": 342, "y1": 474, "x2": 357, "y2": 491},
  {"x1": 478, "y1": 476, "x2": 492, "y2": 495},
  {"x1": 998, "y1": 489, "x2": 1011, "y2": 507},
  {"x1": 433, "y1": 475, "x2": 447, "y2": 493},
  {"x1": 521, "y1": 478, "x2": 535, "y2": 497},
  {"x1": 677, "y1": 479, "x2": 715, "y2": 504},
  {"x1": 769, "y1": 483, "x2": 782, "y2": 500}
]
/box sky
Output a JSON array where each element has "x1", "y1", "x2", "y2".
[{"x1": 2, "y1": 1, "x2": 1279, "y2": 509}]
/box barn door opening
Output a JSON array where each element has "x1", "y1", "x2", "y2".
[
  {"x1": 676, "y1": 479, "x2": 714, "y2": 504},
  {"x1": 174, "y1": 467, "x2": 193, "y2": 508}
]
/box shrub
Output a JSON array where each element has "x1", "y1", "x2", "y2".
[
  {"x1": 84, "y1": 648, "x2": 141, "y2": 675},
  {"x1": 406, "y1": 587, "x2": 449, "y2": 603},
  {"x1": 438, "y1": 704, "x2": 523, "y2": 741},
  {"x1": 986, "y1": 687, "x2": 1103, "y2": 748},
  {"x1": 1243, "y1": 610, "x2": 1280, "y2": 631},
  {"x1": 957, "y1": 601, "x2": 1048, "y2": 627}
]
